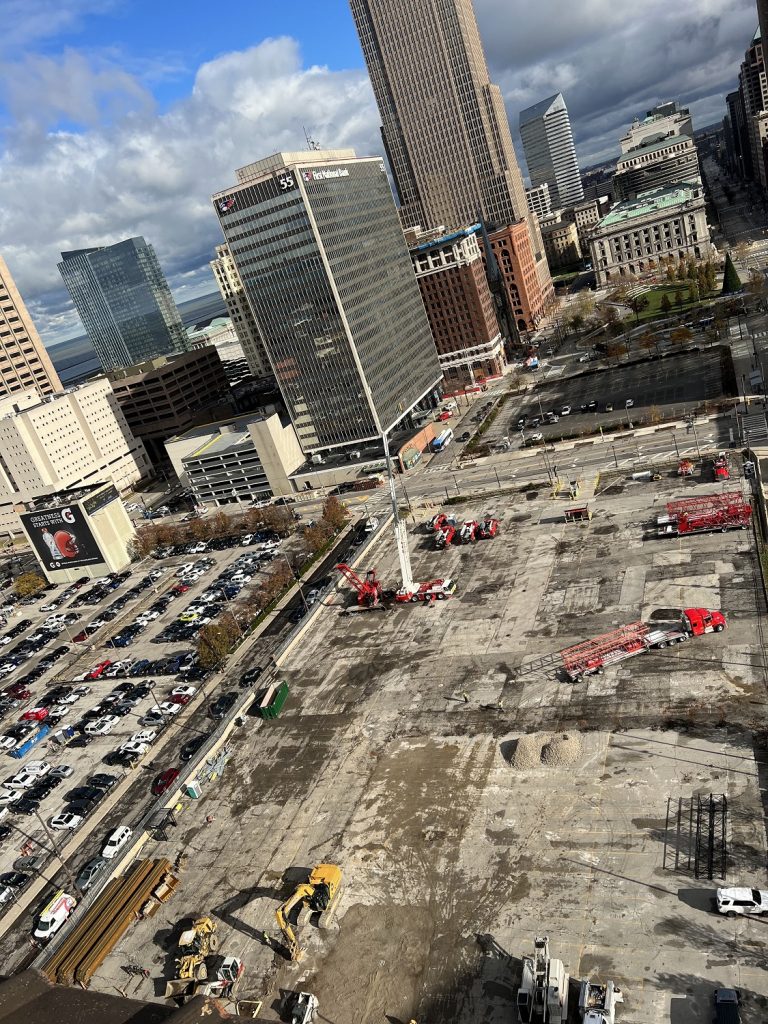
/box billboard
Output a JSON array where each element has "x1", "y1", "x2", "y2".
[
  {"x1": 20, "y1": 504, "x2": 104, "y2": 572},
  {"x1": 82, "y1": 484, "x2": 119, "y2": 517}
]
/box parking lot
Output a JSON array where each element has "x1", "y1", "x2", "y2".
[
  {"x1": 63, "y1": 470, "x2": 768, "y2": 1022},
  {"x1": 488, "y1": 349, "x2": 728, "y2": 448}
]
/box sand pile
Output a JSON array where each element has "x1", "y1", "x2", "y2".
[
  {"x1": 541, "y1": 733, "x2": 582, "y2": 766},
  {"x1": 510, "y1": 732, "x2": 583, "y2": 768}
]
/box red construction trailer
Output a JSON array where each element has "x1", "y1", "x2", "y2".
[{"x1": 657, "y1": 492, "x2": 751, "y2": 536}]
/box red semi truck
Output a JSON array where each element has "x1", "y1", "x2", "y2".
[
  {"x1": 561, "y1": 608, "x2": 726, "y2": 683},
  {"x1": 657, "y1": 493, "x2": 751, "y2": 537}
]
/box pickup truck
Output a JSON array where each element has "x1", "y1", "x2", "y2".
[{"x1": 714, "y1": 988, "x2": 741, "y2": 1024}]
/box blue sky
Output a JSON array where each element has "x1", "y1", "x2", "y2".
[{"x1": 0, "y1": 0, "x2": 758, "y2": 344}]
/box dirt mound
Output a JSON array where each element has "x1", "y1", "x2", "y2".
[
  {"x1": 510, "y1": 732, "x2": 583, "y2": 768},
  {"x1": 511, "y1": 734, "x2": 547, "y2": 768},
  {"x1": 541, "y1": 733, "x2": 582, "y2": 766}
]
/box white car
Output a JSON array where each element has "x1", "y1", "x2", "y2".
[
  {"x1": 71, "y1": 685, "x2": 92, "y2": 697},
  {"x1": 256, "y1": 539, "x2": 280, "y2": 552},
  {"x1": 49, "y1": 812, "x2": 83, "y2": 831},
  {"x1": 102, "y1": 826, "x2": 132, "y2": 859},
  {"x1": 57, "y1": 691, "x2": 82, "y2": 706},
  {"x1": 48, "y1": 707, "x2": 70, "y2": 721},
  {"x1": 0, "y1": 787, "x2": 16, "y2": 803},
  {"x1": 0, "y1": 736, "x2": 17, "y2": 751},
  {"x1": 119, "y1": 740, "x2": 149, "y2": 756},
  {"x1": 129, "y1": 730, "x2": 157, "y2": 745},
  {"x1": 170, "y1": 685, "x2": 197, "y2": 698},
  {"x1": 149, "y1": 701, "x2": 182, "y2": 718},
  {"x1": 136, "y1": 611, "x2": 160, "y2": 623},
  {"x1": 43, "y1": 615, "x2": 65, "y2": 629},
  {"x1": 231, "y1": 574, "x2": 252, "y2": 585},
  {"x1": 241, "y1": 534, "x2": 255, "y2": 546},
  {"x1": 716, "y1": 887, "x2": 768, "y2": 916},
  {"x1": 190, "y1": 542, "x2": 209, "y2": 554},
  {"x1": 84, "y1": 715, "x2": 120, "y2": 736},
  {"x1": 561, "y1": 405, "x2": 571, "y2": 416},
  {"x1": 104, "y1": 660, "x2": 133, "y2": 677},
  {"x1": 0, "y1": 636, "x2": 11, "y2": 647},
  {"x1": 21, "y1": 761, "x2": 50, "y2": 778}
]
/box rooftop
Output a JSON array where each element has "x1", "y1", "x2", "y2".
[
  {"x1": 597, "y1": 181, "x2": 702, "y2": 228},
  {"x1": 211, "y1": 149, "x2": 357, "y2": 195},
  {"x1": 617, "y1": 133, "x2": 694, "y2": 165},
  {"x1": 519, "y1": 92, "x2": 565, "y2": 126}
]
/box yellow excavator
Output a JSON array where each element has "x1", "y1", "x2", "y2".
[{"x1": 274, "y1": 864, "x2": 342, "y2": 961}]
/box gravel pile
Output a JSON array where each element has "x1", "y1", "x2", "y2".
[
  {"x1": 511, "y1": 734, "x2": 547, "y2": 769},
  {"x1": 541, "y1": 733, "x2": 582, "y2": 767},
  {"x1": 510, "y1": 732, "x2": 583, "y2": 769}
]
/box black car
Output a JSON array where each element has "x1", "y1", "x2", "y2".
[
  {"x1": 130, "y1": 659, "x2": 151, "y2": 677},
  {"x1": 10, "y1": 798, "x2": 40, "y2": 815},
  {"x1": 208, "y1": 692, "x2": 238, "y2": 720},
  {"x1": 27, "y1": 778, "x2": 59, "y2": 801},
  {"x1": 130, "y1": 683, "x2": 152, "y2": 699},
  {"x1": 67, "y1": 785, "x2": 104, "y2": 804},
  {"x1": 89, "y1": 773, "x2": 118, "y2": 790},
  {"x1": 105, "y1": 750, "x2": 141, "y2": 768},
  {"x1": 0, "y1": 825, "x2": 12, "y2": 843},
  {"x1": 239, "y1": 666, "x2": 264, "y2": 688},
  {"x1": 0, "y1": 871, "x2": 28, "y2": 888},
  {"x1": 67, "y1": 797, "x2": 100, "y2": 816},
  {"x1": 179, "y1": 734, "x2": 208, "y2": 762}
]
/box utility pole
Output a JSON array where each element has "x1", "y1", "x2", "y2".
[{"x1": 691, "y1": 420, "x2": 701, "y2": 459}]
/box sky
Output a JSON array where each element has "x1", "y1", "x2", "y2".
[{"x1": 0, "y1": 0, "x2": 758, "y2": 346}]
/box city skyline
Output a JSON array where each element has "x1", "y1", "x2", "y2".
[{"x1": 0, "y1": 0, "x2": 758, "y2": 345}]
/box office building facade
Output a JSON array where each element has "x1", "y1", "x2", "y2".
[
  {"x1": 58, "y1": 237, "x2": 189, "y2": 372},
  {"x1": 209, "y1": 243, "x2": 272, "y2": 378},
  {"x1": 407, "y1": 225, "x2": 505, "y2": 385},
  {"x1": 212, "y1": 150, "x2": 441, "y2": 456},
  {"x1": 613, "y1": 134, "x2": 701, "y2": 201},
  {"x1": 349, "y1": 0, "x2": 552, "y2": 327},
  {"x1": 619, "y1": 101, "x2": 693, "y2": 154},
  {"x1": 526, "y1": 183, "x2": 552, "y2": 219},
  {"x1": 519, "y1": 93, "x2": 584, "y2": 209},
  {"x1": 0, "y1": 256, "x2": 62, "y2": 397}
]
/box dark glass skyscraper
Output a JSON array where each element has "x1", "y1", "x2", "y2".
[
  {"x1": 212, "y1": 150, "x2": 442, "y2": 454},
  {"x1": 58, "y1": 237, "x2": 189, "y2": 372}
]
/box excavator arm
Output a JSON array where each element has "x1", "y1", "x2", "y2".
[{"x1": 275, "y1": 883, "x2": 315, "y2": 961}]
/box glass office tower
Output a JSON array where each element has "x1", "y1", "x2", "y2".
[
  {"x1": 58, "y1": 237, "x2": 189, "y2": 372},
  {"x1": 212, "y1": 150, "x2": 442, "y2": 453}
]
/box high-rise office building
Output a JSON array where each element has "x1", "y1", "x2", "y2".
[
  {"x1": 619, "y1": 101, "x2": 693, "y2": 154},
  {"x1": 0, "y1": 256, "x2": 62, "y2": 397},
  {"x1": 349, "y1": 0, "x2": 552, "y2": 328},
  {"x1": 212, "y1": 149, "x2": 442, "y2": 455},
  {"x1": 519, "y1": 93, "x2": 584, "y2": 209},
  {"x1": 209, "y1": 243, "x2": 271, "y2": 378},
  {"x1": 58, "y1": 237, "x2": 189, "y2": 372}
]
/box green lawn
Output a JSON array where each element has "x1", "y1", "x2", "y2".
[{"x1": 630, "y1": 284, "x2": 717, "y2": 324}]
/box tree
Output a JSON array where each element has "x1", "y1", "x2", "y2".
[
  {"x1": 196, "y1": 623, "x2": 233, "y2": 669},
  {"x1": 721, "y1": 252, "x2": 742, "y2": 295},
  {"x1": 665, "y1": 263, "x2": 676, "y2": 283},
  {"x1": 648, "y1": 405, "x2": 663, "y2": 424},
  {"x1": 566, "y1": 312, "x2": 585, "y2": 335},
  {"x1": 301, "y1": 520, "x2": 334, "y2": 558},
  {"x1": 321, "y1": 495, "x2": 348, "y2": 531},
  {"x1": 258, "y1": 559, "x2": 294, "y2": 607},
  {"x1": 660, "y1": 293, "x2": 673, "y2": 315},
  {"x1": 627, "y1": 294, "x2": 650, "y2": 322},
  {"x1": 13, "y1": 572, "x2": 47, "y2": 599},
  {"x1": 687, "y1": 282, "x2": 699, "y2": 304},
  {"x1": 675, "y1": 261, "x2": 687, "y2": 281},
  {"x1": 670, "y1": 327, "x2": 693, "y2": 347},
  {"x1": 673, "y1": 288, "x2": 684, "y2": 310},
  {"x1": 704, "y1": 261, "x2": 717, "y2": 292},
  {"x1": 638, "y1": 330, "x2": 661, "y2": 356},
  {"x1": 733, "y1": 240, "x2": 751, "y2": 264}
]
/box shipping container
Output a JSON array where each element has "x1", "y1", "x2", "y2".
[
  {"x1": 11, "y1": 723, "x2": 51, "y2": 759},
  {"x1": 255, "y1": 681, "x2": 290, "y2": 720}
]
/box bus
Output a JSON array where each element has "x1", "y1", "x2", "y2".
[{"x1": 431, "y1": 428, "x2": 454, "y2": 453}]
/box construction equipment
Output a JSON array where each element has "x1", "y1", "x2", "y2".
[
  {"x1": 517, "y1": 935, "x2": 569, "y2": 1023},
  {"x1": 459, "y1": 520, "x2": 479, "y2": 543},
  {"x1": 677, "y1": 459, "x2": 695, "y2": 476},
  {"x1": 435, "y1": 524, "x2": 457, "y2": 548},
  {"x1": 579, "y1": 979, "x2": 624, "y2": 1023},
  {"x1": 657, "y1": 492, "x2": 751, "y2": 536},
  {"x1": 275, "y1": 864, "x2": 343, "y2": 962},
  {"x1": 561, "y1": 607, "x2": 726, "y2": 683},
  {"x1": 713, "y1": 452, "x2": 730, "y2": 480},
  {"x1": 165, "y1": 956, "x2": 243, "y2": 1001},
  {"x1": 176, "y1": 916, "x2": 219, "y2": 980},
  {"x1": 395, "y1": 577, "x2": 457, "y2": 603},
  {"x1": 477, "y1": 517, "x2": 499, "y2": 539},
  {"x1": 335, "y1": 564, "x2": 383, "y2": 608},
  {"x1": 427, "y1": 512, "x2": 455, "y2": 532},
  {"x1": 291, "y1": 992, "x2": 319, "y2": 1024}
]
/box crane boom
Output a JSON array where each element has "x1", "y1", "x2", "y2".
[{"x1": 382, "y1": 432, "x2": 414, "y2": 591}]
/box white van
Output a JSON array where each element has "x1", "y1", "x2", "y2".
[{"x1": 33, "y1": 890, "x2": 77, "y2": 941}]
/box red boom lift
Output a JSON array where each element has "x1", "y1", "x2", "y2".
[
  {"x1": 335, "y1": 564, "x2": 383, "y2": 608},
  {"x1": 657, "y1": 492, "x2": 752, "y2": 536}
]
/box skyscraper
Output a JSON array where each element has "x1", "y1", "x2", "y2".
[
  {"x1": 212, "y1": 149, "x2": 441, "y2": 455},
  {"x1": 349, "y1": 0, "x2": 552, "y2": 327},
  {"x1": 58, "y1": 237, "x2": 189, "y2": 372},
  {"x1": 0, "y1": 256, "x2": 62, "y2": 397},
  {"x1": 210, "y1": 243, "x2": 271, "y2": 378},
  {"x1": 519, "y1": 93, "x2": 584, "y2": 209}
]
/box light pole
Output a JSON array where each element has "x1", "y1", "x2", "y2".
[
  {"x1": 691, "y1": 420, "x2": 701, "y2": 459},
  {"x1": 279, "y1": 553, "x2": 308, "y2": 611}
]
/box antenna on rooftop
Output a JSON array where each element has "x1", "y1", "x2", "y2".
[{"x1": 303, "y1": 126, "x2": 320, "y2": 150}]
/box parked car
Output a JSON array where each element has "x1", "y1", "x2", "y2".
[
  {"x1": 102, "y1": 826, "x2": 132, "y2": 859},
  {"x1": 49, "y1": 812, "x2": 83, "y2": 831},
  {"x1": 151, "y1": 768, "x2": 180, "y2": 796},
  {"x1": 209, "y1": 692, "x2": 239, "y2": 720}
]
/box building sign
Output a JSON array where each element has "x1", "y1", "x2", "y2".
[
  {"x1": 302, "y1": 167, "x2": 349, "y2": 182},
  {"x1": 20, "y1": 505, "x2": 104, "y2": 571},
  {"x1": 216, "y1": 196, "x2": 236, "y2": 214},
  {"x1": 82, "y1": 484, "x2": 119, "y2": 517},
  {"x1": 277, "y1": 171, "x2": 297, "y2": 192}
]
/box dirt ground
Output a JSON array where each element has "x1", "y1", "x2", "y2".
[{"x1": 89, "y1": 471, "x2": 768, "y2": 1022}]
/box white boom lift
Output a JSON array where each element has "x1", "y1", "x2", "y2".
[{"x1": 516, "y1": 935, "x2": 569, "y2": 1023}]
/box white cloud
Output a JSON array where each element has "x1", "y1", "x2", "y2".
[
  {"x1": 0, "y1": 37, "x2": 379, "y2": 343},
  {"x1": 0, "y1": 0, "x2": 119, "y2": 53}
]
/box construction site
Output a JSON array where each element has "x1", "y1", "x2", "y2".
[{"x1": 43, "y1": 464, "x2": 768, "y2": 1022}]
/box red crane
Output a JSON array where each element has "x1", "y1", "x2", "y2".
[{"x1": 335, "y1": 563, "x2": 383, "y2": 608}]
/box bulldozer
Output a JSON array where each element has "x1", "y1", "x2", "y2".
[
  {"x1": 174, "y1": 916, "x2": 219, "y2": 982},
  {"x1": 275, "y1": 864, "x2": 342, "y2": 961}
]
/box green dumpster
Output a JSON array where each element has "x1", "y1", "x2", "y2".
[{"x1": 255, "y1": 680, "x2": 290, "y2": 720}]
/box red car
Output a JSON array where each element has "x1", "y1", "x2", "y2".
[
  {"x1": 87, "y1": 660, "x2": 112, "y2": 680},
  {"x1": 5, "y1": 685, "x2": 31, "y2": 700},
  {"x1": 21, "y1": 706, "x2": 49, "y2": 722},
  {"x1": 73, "y1": 630, "x2": 88, "y2": 643},
  {"x1": 151, "y1": 768, "x2": 180, "y2": 796},
  {"x1": 172, "y1": 584, "x2": 190, "y2": 595},
  {"x1": 169, "y1": 693, "x2": 192, "y2": 706},
  {"x1": 436, "y1": 410, "x2": 452, "y2": 421}
]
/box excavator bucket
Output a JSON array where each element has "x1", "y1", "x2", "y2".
[{"x1": 164, "y1": 979, "x2": 194, "y2": 999}]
